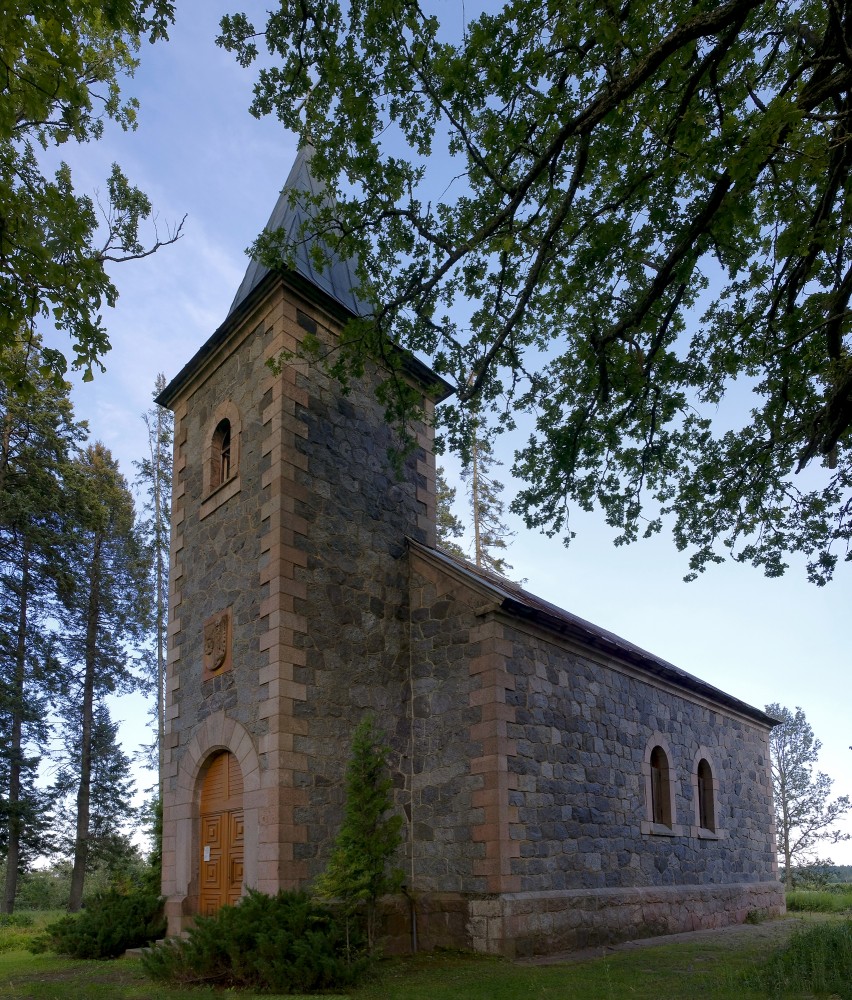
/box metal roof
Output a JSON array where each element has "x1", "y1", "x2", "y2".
[
  {"x1": 227, "y1": 144, "x2": 371, "y2": 320},
  {"x1": 409, "y1": 539, "x2": 778, "y2": 728}
]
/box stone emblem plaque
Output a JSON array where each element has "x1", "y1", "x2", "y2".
[{"x1": 202, "y1": 609, "x2": 232, "y2": 679}]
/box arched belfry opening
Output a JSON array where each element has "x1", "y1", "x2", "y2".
[{"x1": 198, "y1": 751, "x2": 244, "y2": 916}]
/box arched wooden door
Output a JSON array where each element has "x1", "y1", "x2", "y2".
[{"x1": 199, "y1": 751, "x2": 244, "y2": 916}]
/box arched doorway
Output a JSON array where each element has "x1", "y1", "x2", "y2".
[{"x1": 199, "y1": 751, "x2": 244, "y2": 916}]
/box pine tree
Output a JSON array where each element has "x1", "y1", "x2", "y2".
[
  {"x1": 314, "y1": 716, "x2": 403, "y2": 952},
  {"x1": 435, "y1": 466, "x2": 466, "y2": 560},
  {"x1": 60, "y1": 443, "x2": 150, "y2": 911},
  {"x1": 0, "y1": 334, "x2": 83, "y2": 912},
  {"x1": 461, "y1": 424, "x2": 515, "y2": 578},
  {"x1": 134, "y1": 374, "x2": 173, "y2": 781}
]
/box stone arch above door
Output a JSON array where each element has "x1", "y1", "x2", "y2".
[{"x1": 162, "y1": 712, "x2": 261, "y2": 933}]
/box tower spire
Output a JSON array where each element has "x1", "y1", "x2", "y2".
[{"x1": 228, "y1": 144, "x2": 369, "y2": 319}]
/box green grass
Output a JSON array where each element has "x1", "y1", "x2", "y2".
[
  {"x1": 744, "y1": 920, "x2": 852, "y2": 999},
  {"x1": 787, "y1": 888, "x2": 852, "y2": 913},
  {"x1": 0, "y1": 914, "x2": 848, "y2": 1000},
  {"x1": 0, "y1": 913, "x2": 61, "y2": 955}
]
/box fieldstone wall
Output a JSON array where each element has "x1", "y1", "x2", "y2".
[
  {"x1": 289, "y1": 307, "x2": 437, "y2": 881},
  {"x1": 162, "y1": 297, "x2": 284, "y2": 922},
  {"x1": 405, "y1": 546, "x2": 783, "y2": 955},
  {"x1": 502, "y1": 618, "x2": 779, "y2": 893},
  {"x1": 470, "y1": 881, "x2": 786, "y2": 957},
  {"x1": 407, "y1": 552, "x2": 489, "y2": 893}
]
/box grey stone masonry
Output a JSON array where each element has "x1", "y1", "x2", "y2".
[
  {"x1": 502, "y1": 616, "x2": 777, "y2": 892},
  {"x1": 160, "y1": 273, "x2": 441, "y2": 932},
  {"x1": 404, "y1": 544, "x2": 783, "y2": 954}
]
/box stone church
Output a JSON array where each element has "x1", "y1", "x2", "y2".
[{"x1": 158, "y1": 147, "x2": 784, "y2": 956}]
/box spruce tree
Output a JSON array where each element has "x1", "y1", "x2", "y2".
[
  {"x1": 53, "y1": 702, "x2": 139, "y2": 884},
  {"x1": 435, "y1": 466, "x2": 466, "y2": 560},
  {"x1": 314, "y1": 716, "x2": 403, "y2": 952},
  {"x1": 461, "y1": 424, "x2": 516, "y2": 578}
]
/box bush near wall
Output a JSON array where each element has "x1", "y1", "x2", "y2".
[{"x1": 142, "y1": 890, "x2": 369, "y2": 993}]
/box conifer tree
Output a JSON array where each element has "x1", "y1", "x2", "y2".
[
  {"x1": 461, "y1": 425, "x2": 516, "y2": 578},
  {"x1": 435, "y1": 466, "x2": 466, "y2": 561},
  {"x1": 0, "y1": 334, "x2": 83, "y2": 912},
  {"x1": 60, "y1": 443, "x2": 149, "y2": 911},
  {"x1": 314, "y1": 716, "x2": 403, "y2": 952},
  {"x1": 134, "y1": 374, "x2": 173, "y2": 780},
  {"x1": 53, "y1": 702, "x2": 139, "y2": 881}
]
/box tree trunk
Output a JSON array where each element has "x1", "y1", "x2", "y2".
[
  {"x1": 471, "y1": 435, "x2": 482, "y2": 568},
  {"x1": 68, "y1": 535, "x2": 101, "y2": 912},
  {"x1": 1, "y1": 540, "x2": 29, "y2": 914},
  {"x1": 780, "y1": 770, "x2": 793, "y2": 891}
]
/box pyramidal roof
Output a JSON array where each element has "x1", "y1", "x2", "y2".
[{"x1": 227, "y1": 144, "x2": 371, "y2": 319}]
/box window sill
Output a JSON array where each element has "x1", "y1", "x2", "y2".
[
  {"x1": 691, "y1": 826, "x2": 725, "y2": 840},
  {"x1": 641, "y1": 821, "x2": 687, "y2": 837},
  {"x1": 200, "y1": 474, "x2": 241, "y2": 520}
]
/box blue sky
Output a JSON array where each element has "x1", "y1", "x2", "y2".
[{"x1": 48, "y1": 0, "x2": 852, "y2": 861}]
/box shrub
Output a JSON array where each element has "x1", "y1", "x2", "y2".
[
  {"x1": 142, "y1": 890, "x2": 369, "y2": 992},
  {"x1": 746, "y1": 920, "x2": 852, "y2": 999},
  {"x1": 30, "y1": 890, "x2": 166, "y2": 959}
]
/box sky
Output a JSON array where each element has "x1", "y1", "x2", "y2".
[{"x1": 44, "y1": 0, "x2": 852, "y2": 862}]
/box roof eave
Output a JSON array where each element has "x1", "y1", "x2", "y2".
[{"x1": 157, "y1": 268, "x2": 455, "y2": 408}]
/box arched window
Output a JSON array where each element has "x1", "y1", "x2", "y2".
[
  {"x1": 650, "y1": 745, "x2": 672, "y2": 827},
  {"x1": 212, "y1": 418, "x2": 232, "y2": 487},
  {"x1": 697, "y1": 758, "x2": 715, "y2": 832},
  {"x1": 201, "y1": 403, "x2": 242, "y2": 517}
]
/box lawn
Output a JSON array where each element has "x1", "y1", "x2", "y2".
[{"x1": 0, "y1": 914, "x2": 849, "y2": 1000}]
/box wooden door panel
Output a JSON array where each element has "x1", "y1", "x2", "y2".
[
  {"x1": 203, "y1": 814, "x2": 223, "y2": 849},
  {"x1": 199, "y1": 753, "x2": 245, "y2": 917}
]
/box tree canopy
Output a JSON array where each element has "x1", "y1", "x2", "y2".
[
  {"x1": 219, "y1": 0, "x2": 852, "y2": 583},
  {"x1": 1, "y1": 1, "x2": 181, "y2": 390}
]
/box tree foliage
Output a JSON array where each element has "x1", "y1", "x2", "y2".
[
  {"x1": 219, "y1": 0, "x2": 852, "y2": 582},
  {"x1": 134, "y1": 373, "x2": 173, "y2": 778},
  {"x1": 766, "y1": 703, "x2": 851, "y2": 890},
  {"x1": 435, "y1": 466, "x2": 467, "y2": 559},
  {"x1": 0, "y1": 1, "x2": 182, "y2": 390},
  {"x1": 314, "y1": 716, "x2": 403, "y2": 951},
  {"x1": 60, "y1": 443, "x2": 149, "y2": 911},
  {"x1": 0, "y1": 334, "x2": 83, "y2": 911}
]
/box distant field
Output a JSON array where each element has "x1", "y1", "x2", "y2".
[{"x1": 786, "y1": 887, "x2": 852, "y2": 913}]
